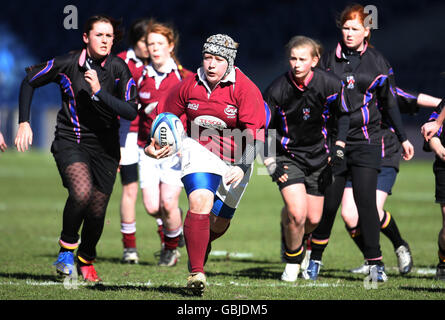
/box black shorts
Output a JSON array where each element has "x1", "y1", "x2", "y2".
[
  {"x1": 119, "y1": 163, "x2": 139, "y2": 185},
  {"x1": 275, "y1": 154, "x2": 330, "y2": 196},
  {"x1": 347, "y1": 143, "x2": 382, "y2": 171},
  {"x1": 51, "y1": 137, "x2": 119, "y2": 195},
  {"x1": 434, "y1": 160, "x2": 445, "y2": 203}
]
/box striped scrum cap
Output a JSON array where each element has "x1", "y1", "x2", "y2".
[{"x1": 202, "y1": 34, "x2": 238, "y2": 77}]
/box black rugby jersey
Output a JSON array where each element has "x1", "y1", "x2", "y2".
[
  {"x1": 381, "y1": 88, "x2": 419, "y2": 170},
  {"x1": 22, "y1": 49, "x2": 138, "y2": 145},
  {"x1": 320, "y1": 42, "x2": 407, "y2": 146},
  {"x1": 424, "y1": 98, "x2": 445, "y2": 165},
  {"x1": 263, "y1": 67, "x2": 349, "y2": 170}
]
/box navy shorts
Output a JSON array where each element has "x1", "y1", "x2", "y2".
[{"x1": 345, "y1": 166, "x2": 397, "y2": 195}]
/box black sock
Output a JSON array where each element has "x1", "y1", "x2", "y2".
[
  {"x1": 380, "y1": 210, "x2": 405, "y2": 250},
  {"x1": 346, "y1": 225, "x2": 365, "y2": 253},
  {"x1": 283, "y1": 244, "x2": 305, "y2": 264},
  {"x1": 310, "y1": 238, "x2": 329, "y2": 261},
  {"x1": 438, "y1": 243, "x2": 445, "y2": 265}
]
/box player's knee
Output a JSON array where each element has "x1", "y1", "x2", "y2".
[
  {"x1": 122, "y1": 183, "x2": 138, "y2": 200},
  {"x1": 286, "y1": 208, "x2": 306, "y2": 227},
  {"x1": 306, "y1": 214, "x2": 321, "y2": 229},
  {"x1": 143, "y1": 201, "x2": 160, "y2": 217},
  {"x1": 188, "y1": 189, "x2": 214, "y2": 213},
  {"x1": 70, "y1": 189, "x2": 93, "y2": 209}
]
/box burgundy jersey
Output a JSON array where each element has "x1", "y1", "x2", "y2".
[
  {"x1": 157, "y1": 67, "x2": 266, "y2": 163},
  {"x1": 137, "y1": 60, "x2": 192, "y2": 148},
  {"x1": 117, "y1": 49, "x2": 145, "y2": 133}
]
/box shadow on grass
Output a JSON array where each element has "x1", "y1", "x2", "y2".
[
  {"x1": 38, "y1": 254, "x2": 157, "y2": 267},
  {"x1": 86, "y1": 283, "x2": 196, "y2": 297},
  {"x1": 0, "y1": 272, "x2": 57, "y2": 282},
  {"x1": 400, "y1": 286, "x2": 445, "y2": 293}
]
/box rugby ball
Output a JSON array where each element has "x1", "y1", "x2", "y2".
[{"x1": 150, "y1": 112, "x2": 185, "y2": 156}]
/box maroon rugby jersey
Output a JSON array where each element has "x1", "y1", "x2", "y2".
[
  {"x1": 157, "y1": 67, "x2": 266, "y2": 163},
  {"x1": 137, "y1": 61, "x2": 192, "y2": 148},
  {"x1": 117, "y1": 49, "x2": 145, "y2": 133}
]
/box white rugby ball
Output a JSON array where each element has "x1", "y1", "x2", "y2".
[{"x1": 150, "y1": 112, "x2": 185, "y2": 156}]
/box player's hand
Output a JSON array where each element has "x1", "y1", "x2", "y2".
[
  {"x1": 84, "y1": 69, "x2": 101, "y2": 95},
  {"x1": 421, "y1": 121, "x2": 441, "y2": 142},
  {"x1": 144, "y1": 138, "x2": 170, "y2": 159},
  {"x1": 15, "y1": 122, "x2": 33, "y2": 152},
  {"x1": 225, "y1": 166, "x2": 244, "y2": 188},
  {"x1": 329, "y1": 142, "x2": 346, "y2": 176},
  {"x1": 401, "y1": 140, "x2": 414, "y2": 161},
  {"x1": 0, "y1": 132, "x2": 7, "y2": 152},
  {"x1": 265, "y1": 159, "x2": 288, "y2": 183}
]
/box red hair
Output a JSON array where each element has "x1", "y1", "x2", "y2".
[{"x1": 337, "y1": 4, "x2": 371, "y2": 43}]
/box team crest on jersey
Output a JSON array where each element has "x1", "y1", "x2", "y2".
[
  {"x1": 303, "y1": 108, "x2": 311, "y2": 120},
  {"x1": 139, "y1": 91, "x2": 151, "y2": 99},
  {"x1": 346, "y1": 75, "x2": 355, "y2": 89},
  {"x1": 224, "y1": 105, "x2": 237, "y2": 118}
]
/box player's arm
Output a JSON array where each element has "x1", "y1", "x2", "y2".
[
  {"x1": 329, "y1": 81, "x2": 350, "y2": 173},
  {"x1": 16, "y1": 58, "x2": 60, "y2": 152},
  {"x1": 0, "y1": 131, "x2": 7, "y2": 153},
  {"x1": 227, "y1": 84, "x2": 266, "y2": 187},
  {"x1": 144, "y1": 81, "x2": 187, "y2": 159},
  {"x1": 93, "y1": 61, "x2": 138, "y2": 121},
  {"x1": 378, "y1": 66, "x2": 414, "y2": 160},
  {"x1": 429, "y1": 136, "x2": 445, "y2": 162},
  {"x1": 260, "y1": 87, "x2": 288, "y2": 183},
  {"x1": 422, "y1": 99, "x2": 445, "y2": 141}
]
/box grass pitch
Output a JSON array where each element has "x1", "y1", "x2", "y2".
[{"x1": 1, "y1": 151, "x2": 445, "y2": 305}]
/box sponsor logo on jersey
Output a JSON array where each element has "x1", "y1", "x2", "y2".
[
  {"x1": 187, "y1": 103, "x2": 199, "y2": 110},
  {"x1": 139, "y1": 91, "x2": 151, "y2": 100},
  {"x1": 346, "y1": 75, "x2": 355, "y2": 89},
  {"x1": 224, "y1": 105, "x2": 237, "y2": 118},
  {"x1": 194, "y1": 115, "x2": 227, "y2": 130},
  {"x1": 303, "y1": 108, "x2": 311, "y2": 120}
]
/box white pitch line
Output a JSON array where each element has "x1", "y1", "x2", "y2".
[{"x1": 210, "y1": 251, "x2": 254, "y2": 258}]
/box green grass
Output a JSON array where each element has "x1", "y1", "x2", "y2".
[{"x1": 1, "y1": 151, "x2": 445, "y2": 302}]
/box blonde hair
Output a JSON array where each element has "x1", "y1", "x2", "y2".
[{"x1": 285, "y1": 35, "x2": 323, "y2": 59}]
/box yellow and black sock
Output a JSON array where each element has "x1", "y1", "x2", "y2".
[
  {"x1": 283, "y1": 244, "x2": 305, "y2": 264},
  {"x1": 346, "y1": 225, "x2": 365, "y2": 253},
  {"x1": 380, "y1": 210, "x2": 405, "y2": 249}
]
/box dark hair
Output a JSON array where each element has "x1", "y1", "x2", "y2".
[
  {"x1": 128, "y1": 18, "x2": 150, "y2": 48},
  {"x1": 83, "y1": 14, "x2": 124, "y2": 46}
]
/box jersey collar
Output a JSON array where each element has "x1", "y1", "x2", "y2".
[
  {"x1": 336, "y1": 41, "x2": 368, "y2": 60},
  {"x1": 288, "y1": 69, "x2": 314, "y2": 92},
  {"x1": 125, "y1": 48, "x2": 144, "y2": 68},
  {"x1": 78, "y1": 48, "x2": 109, "y2": 69},
  {"x1": 197, "y1": 66, "x2": 236, "y2": 93},
  {"x1": 145, "y1": 57, "x2": 178, "y2": 78}
]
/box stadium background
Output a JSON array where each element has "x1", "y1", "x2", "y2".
[{"x1": 0, "y1": 0, "x2": 444, "y2": 155}]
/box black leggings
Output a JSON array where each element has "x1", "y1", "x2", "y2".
[
  {"x1": 60, "y1": 162, "x2": 111, "y2": 261},
  {"x1": 311, "y1": 165, "x2": 382, "y2": 261}
]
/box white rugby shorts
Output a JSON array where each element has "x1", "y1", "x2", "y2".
[
  {"x1": 138, "y1": 147, "x2": 183, "y2": 189},
  {"x1": 180, "y1": 137, "x2": 253, "y2": 210},
  {"x1": 120, "y1": 132, "x2": 139, "y2": 166}
]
